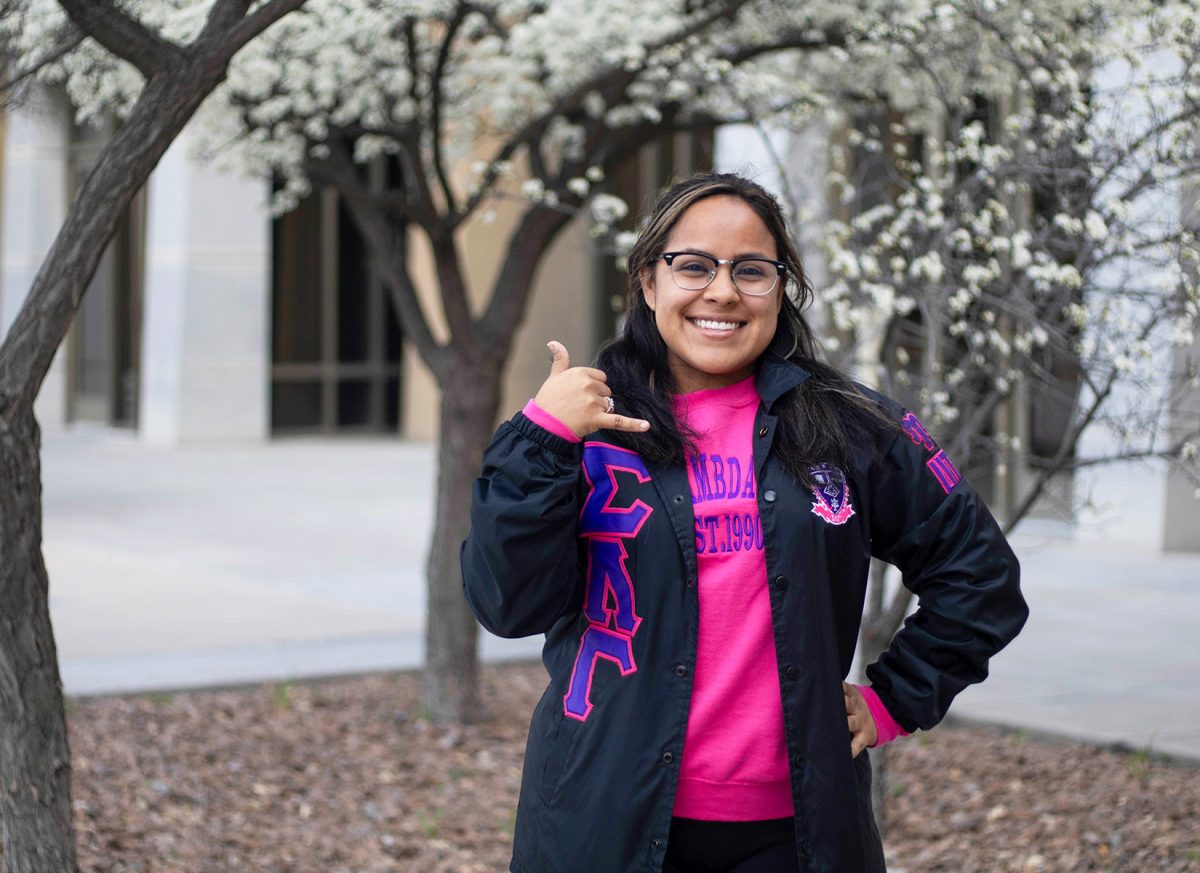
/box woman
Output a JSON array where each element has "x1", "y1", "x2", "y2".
[{"x1": 462, "y1": 173, "x2": 1027, "y2": 873}]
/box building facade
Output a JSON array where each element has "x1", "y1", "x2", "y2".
[{"x1": 1, "y1": 85, "x2": 1195, "y2": 551}]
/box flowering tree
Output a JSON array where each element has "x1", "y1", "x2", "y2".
[
  {"x1": 191, "y1": 0, "x2": 888, "y2": 724},
  {"x1": 195, "y1": 0, "x2": 1196, "y2": 728},
  {"x1": 744, "y1": 0, "x2": 1200, "y2": 825},
  {"x1": 0, "y1": 2, "x2": 306, "y2": 869}
]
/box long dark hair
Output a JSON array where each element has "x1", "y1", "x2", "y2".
[{"x1": 596, "y1": 173, "x2": 894, "y2": 486}]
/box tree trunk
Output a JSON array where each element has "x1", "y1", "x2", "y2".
[
  {"x1": 0, "y1": 13, "x2": 306, "y2": 864},
  {"x1": 422, "y1": 361, "x2": 503, "y2": 724},
  {"x1": 0, "y1": 405, "x2": 77, "y2": 873}
]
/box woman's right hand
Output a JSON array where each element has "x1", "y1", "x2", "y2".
[{"x1": 533, "y1": 341, "x2": 651, "y2": 438}]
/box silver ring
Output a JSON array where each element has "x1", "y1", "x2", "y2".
[{"x1": 604, "y1": 396, "x2": 615, "y2": 414}]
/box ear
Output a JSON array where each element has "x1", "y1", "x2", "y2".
[{"x1": 640, "y1": 267, "x2": 657, "y2": 312}]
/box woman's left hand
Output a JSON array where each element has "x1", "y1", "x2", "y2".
[{"x1": 843, "y1": 682, "x2": 878, "y2": 758}]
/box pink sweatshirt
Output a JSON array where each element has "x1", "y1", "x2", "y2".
[
  {"x1": 522, "y1": 388, "x2": 907, "y2": 819},
  {"x1": 669, "y1": 376, "x2": 792, "y2": 819}
]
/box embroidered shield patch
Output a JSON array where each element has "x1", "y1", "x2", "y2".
[{"x1": 809, "y1": 463, "x2": 856, "y2": 525}]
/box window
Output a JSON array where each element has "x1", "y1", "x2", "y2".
[
  {"x1": 66, "y1": 116, "x2": 144, "y2": 428},
  {"x1": 271, "y1": 158, "x2": 404, "y2": 434}
]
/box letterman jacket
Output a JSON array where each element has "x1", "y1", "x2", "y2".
[{"x1": 461, "y1": 352, "x2": 1028, "y2": 873}]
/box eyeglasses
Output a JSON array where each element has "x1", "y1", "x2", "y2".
[{"x1": 657, "y1": 252, "x2": 786, "y2": 297}]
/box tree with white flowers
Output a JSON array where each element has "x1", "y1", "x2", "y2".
[
  {"x1": 749, "y1": 0, "x2": 1200, "y2": 824},
  {"x1": 799, "y1": 0, "x2": 1200, "y2": 664},
  {"x1": 89, "y1": 0, "x2": 1200, "y2": 728},
  {"x1": 0, "y1": 2, "x2": 307, "y2": 869},
  {"x1": 189, "y1": 0, "x2": 888, "y2": 725},
  {"x1": 188, "y1": 0, "x2": 1200, "y2": 729},
  {"x1": 2, "y1": 2, "x2": 1197, "y2": 864}
]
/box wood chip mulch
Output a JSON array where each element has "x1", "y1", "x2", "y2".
[{"x1": 62, "y1": 662, "x2": 1199, "y2": 872}]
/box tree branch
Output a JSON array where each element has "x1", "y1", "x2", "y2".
[
  {"x1": 200, "y1": 0, "x2": 252, "y2": 39},
  {"x1": 455, "y1": 0, "x2": 756, "y2": 224},
  {"x1": 1003, "y1": 313, "x2": 1166, "y2": 532},
  {"x1": 306, "y1": 145, "x2": 449, "y2": 377},
  {"x1": 56, "y1": 0, "x2": 184, "y2": 77},
  {"x1": 479, "y1": 204, "x2": 574, "y2": 356},
  {"x1": 1034, "y1": 439, "x2": 1200, "y2": 472},
  {"x1": 429, "y1": 3, "x2": 469, "y2": 215},
  {"x1": 0, "y1": 29, "x2": 84, "y2": 102},
  {"x1": 429, "y1": 229, "x2": 476, "y2": 346},
  {"x1": 205, "y1": 0, "x2": 309, "y2": 66}
]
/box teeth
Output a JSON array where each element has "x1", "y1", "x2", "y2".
[{"x1": 692, "y1": 318, "x2": 740, "y2": 331}]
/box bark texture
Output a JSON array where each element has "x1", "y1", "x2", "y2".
[
  {"x1": 0, "y1": 3, "x2": 305, "y2": 868},
  {"x1": 422, "y1": 363, "x2": 503, "y2": 724},
  {"x1": 0, "y1": 408, "x2": 74, "y2": 873},
  {"x1": 0, "y1": 74, "x2": 206, "y2": 872}
]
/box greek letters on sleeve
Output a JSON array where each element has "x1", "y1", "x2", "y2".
[
  {"x1": 563, "y1": 442, "x2": 653, "y2": 721},
  {"x1": 901, "y1": 412, "x2": 963, "y2": 494}
]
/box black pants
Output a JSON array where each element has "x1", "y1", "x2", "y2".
[{"x1": 661, "y1": 817, "x2": 800, "y2": 873}]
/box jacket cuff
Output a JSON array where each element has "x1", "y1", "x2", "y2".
[
  {"x1": 857, "y1": 684, "x2": 911, "y2": 747},
  {"x1": 522, "y1": 399, "x2": 582, "y2": 443},
  {"x1": 510, "y1": 410, "x2": 582, "y2": 461}
]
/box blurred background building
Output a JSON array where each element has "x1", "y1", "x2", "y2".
[{"x1": 1, "y1": 83, "x2": 1196, "y2": 551}]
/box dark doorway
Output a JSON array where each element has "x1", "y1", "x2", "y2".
[
  {"x1": 67, "y1": 118, "x2": 144, "y2": 428},
  {"x1": 271, "y1": 162, "x2": 404, "y2": 434}
]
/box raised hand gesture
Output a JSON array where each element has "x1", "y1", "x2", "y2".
[{"x1": 532, "y1": 341, "x2": 651, "y2": 439}]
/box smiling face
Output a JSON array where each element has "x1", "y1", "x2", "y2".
[{"x1": 641, "y1": 195, "x2": 783, "y2": 394}]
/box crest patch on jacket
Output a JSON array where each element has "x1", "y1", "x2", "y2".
[{"x1": 809, "y1": 463, "x2": 856, "y2": 525}]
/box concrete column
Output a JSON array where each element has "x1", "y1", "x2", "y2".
[
  {"x1": 139, "y1": 126, "x2": 270, "y2": 444},
  {"x1": 0, "y1": 88, "x2": 70, "y2": 432},
  {"x1": 1163, "y1": 146, "x2": 1200, "y2": 553}
]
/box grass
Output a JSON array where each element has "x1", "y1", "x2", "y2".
[
  {"x1": 415, "y1": 808, "x2": 443, "y2": 839},
  {"x1": 271, "y1": 683, "x2": 293, "y2": 711}
]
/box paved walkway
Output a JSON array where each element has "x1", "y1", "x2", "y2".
[{"x1": 41, "y1": 429, "x2": 1200, "y2": 762}]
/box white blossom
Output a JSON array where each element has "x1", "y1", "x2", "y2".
[{"x1": 590, "y1": 194, "x2": 629, "y2": 225}]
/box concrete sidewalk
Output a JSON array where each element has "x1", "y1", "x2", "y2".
[{"x1": 41, "y1": 429, "x2": 1200, "y2": 762}]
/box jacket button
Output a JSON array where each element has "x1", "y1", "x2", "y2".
[
  {"x1": 792, "y1": 752, "x2": 805, "y2": 768},
  {"x1": 662, "y1": 751, "x2": 674, "y2": 764},
  {"x1": 763, "y1": 490, "x2": 777, "y2": 503},
  {"x1": 758, "y1": 425, "x2": 768, "y2": 437},
  {"x1": 785, "y1": 665, "x2": 799, "y2": 681},
  {"x1": 800, "y1": 840, "x2": 812, "y2": 856},
  {"x1": 774, "y1": 574, "x2": 787, "y2": 589},
  {"x1": 651, "y1": 839, "x2": 662, "y2": 849},
  {"x1": 674, "y1": 664, "x2": 688, "y2": 678},
  {"x1": 687, "y1": 574, "x2": 697, "y2": 588},
  {"x1": 673, "y1": 494, "x2": 685, "y2": 504}
]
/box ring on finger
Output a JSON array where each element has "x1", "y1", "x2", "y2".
[{"x1": 604, "y1": 396, "x2": 615, "y2": 414}]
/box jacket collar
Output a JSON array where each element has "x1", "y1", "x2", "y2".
[{"x1": 755, "y1": 351, "x2": 811, "y2": 411}]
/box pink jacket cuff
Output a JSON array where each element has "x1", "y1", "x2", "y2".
[
  {"x1": 522, "y1": 399, "x2": 581, "y2": 443},
  {"x1": 856, "y1": 684, "x2": 910, "y2": 748}
]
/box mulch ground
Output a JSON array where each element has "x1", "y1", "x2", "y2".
[{"x1": 64, "y1": 662, "x2": 1199, "y2": 872}]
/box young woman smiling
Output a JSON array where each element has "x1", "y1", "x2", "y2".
[{"x1": 463, "y1": 173, "x2": 1027, "y2": 873}]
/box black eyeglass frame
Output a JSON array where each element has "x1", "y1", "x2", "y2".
[{"x1": 656, "y1": 251, "x2": 788, "y2": 297}]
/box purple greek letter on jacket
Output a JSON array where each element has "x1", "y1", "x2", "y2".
[
  {"x1": 584, "y1": 538, "x2": 642, "y2": 635},
  {"x1": 563, "y1": 626, "x2": 637, "y2": 722},
  {"x1": 580, "y1": 442, "x2": 652, "y2": 537},
  {"x1": 927, "y1": 450, "x2": 962, "y2": 494},
  {"x1": 901, "y1": 412, "x2": 937, "y2": 452},
  {"x1": 565, "y1": 443, "x2": 652, "y2": 721}
]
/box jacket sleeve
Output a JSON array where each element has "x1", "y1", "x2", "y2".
[
  {"x1": 864, "y1": 407, "x2": 1029, "y2": 733},
  {"x1": 461, "y1": 412, "x2": 586, "y2": 638}
]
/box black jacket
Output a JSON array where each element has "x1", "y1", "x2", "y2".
[{"x1": 462, "y1": 354, "x2": 1027, "y2": 873}]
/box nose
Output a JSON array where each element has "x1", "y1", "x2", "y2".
[{"x1": 702, "y1": 264, "x2": 740, "y2": 304}]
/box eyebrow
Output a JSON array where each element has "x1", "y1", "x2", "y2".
[{"x1": 672, "y1": 248, "x2": 777, "y2": 261}]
